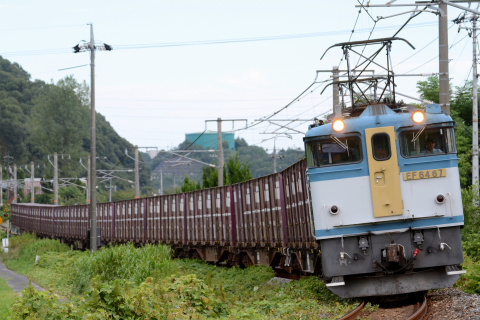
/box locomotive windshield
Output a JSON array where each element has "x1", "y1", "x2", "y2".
[
  {"x1": 399, "y1": 125, "x2": 456, "y2": 157},
  {"x1": 305, "y1": 135, "x2": 362, "y2": 167}
]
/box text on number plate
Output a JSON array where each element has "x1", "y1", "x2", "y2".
[{"x1": 403, "y1": 168, "x2": 446, "y2": 181}]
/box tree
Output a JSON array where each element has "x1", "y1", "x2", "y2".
[
  {"x1": 28, "y1": 76, "x2": 89, "y2": 158},
  {"x1": 451, "y1": 81, "x2": 480, "y2": 126},
  {"x1": 180, "y1": 175, "x2": 201, "y2": 192},
  {"x1": 199, "y1": 154, "x2": 252, "y2": 188},
  {"x1": 202, "y1": 163, "x2": 219, "y2": 188},
  {"x1": 226, "y1": 153, "x2": 252, "y2": 184},
  {"x1": 417, "y1": 76, "x2": 441, "y2": 103},
  {"x1": 59, "y1": 185, "x2": 86, "y2": 206}
]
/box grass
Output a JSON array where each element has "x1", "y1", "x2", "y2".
[
  {"x1": 0, "y1": 276, "x2": 18, "y2": 319},
  {"x1": 2, "y1": 234, "x2": 362, "y2": 319}
]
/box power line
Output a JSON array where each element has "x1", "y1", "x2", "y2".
[{"x1": 0, "y1": 22, "x2": 438, "y2": 58}]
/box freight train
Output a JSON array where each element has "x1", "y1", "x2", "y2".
[{"x1": 10, "y1": 38, "x2": 466, "y2": 298}]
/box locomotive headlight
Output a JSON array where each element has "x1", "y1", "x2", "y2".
[
  {"x1": 436, "y1": 194, "x2": 446, "y2": 204},
  {"x1": 332, "y1": 119, "x2": 345, "y2": 132},
  {"x1": 412, "y1": 110, "x2": 425, "y2": 124}
]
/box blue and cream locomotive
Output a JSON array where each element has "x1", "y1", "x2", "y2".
[{"x1": 304, "y1": 38, "x2": 465, "y2": 298}]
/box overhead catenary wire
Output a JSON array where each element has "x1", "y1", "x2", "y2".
[{"x1": 0, "y1": 22, "x2": 438, "y2": 58}]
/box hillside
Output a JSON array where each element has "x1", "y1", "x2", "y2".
[{"x1": 0, "y1": 56, "x2": 150, "y2": 199}]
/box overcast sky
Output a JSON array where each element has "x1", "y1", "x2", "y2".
[{"x1": 0, "y1": 1, "x2": 476, "y2": 153}]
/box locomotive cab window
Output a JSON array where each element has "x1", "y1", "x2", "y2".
[
  {"x1": 371, "y1": 133, "x2": 391, "y2": 161},
  {"x1": 399, "y1": 124, "x2": 456, "y2": 158},
  {"x1": 305, "y1": 135, "x2": 362, "y2": 167}
]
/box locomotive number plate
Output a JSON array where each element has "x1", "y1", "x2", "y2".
[{"x1": 403, "y1": 168, "x2": 446, "y2": 181}]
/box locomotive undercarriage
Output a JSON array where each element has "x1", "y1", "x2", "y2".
[{"x1": 321, "y1": 226, "x2": 465, "y2": 298}]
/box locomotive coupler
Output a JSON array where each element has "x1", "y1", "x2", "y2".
[{"x1": 381, "y1": 244, "x2": 407, "y2": 269}]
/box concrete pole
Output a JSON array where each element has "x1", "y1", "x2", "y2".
[
  {"x1": 160, "y1": 171, "x2": 163, "y2": 196},
  {"x1": 135, "y1": 145, "x2": 140, "y2": 198},
  {"x1": 217, "y1": 118, "x2": 224, "y2": 187},
  {"x1": 0, "y1": 165, "x2": 3, "y2": 205},
  {"x1": 89, "y1": 23, "x2": 98, "y2": 252},
  {"x1": 30, "y1": 162, "x2": 34, "y2": 203},
  {"x1": 54, "y1": 152, "x2": 58, "y2": 205},
  {"x1": 109, "y1": 178, "x2": 112, "y2": 202},
  {"x1": 333, "y1": 66, "x2": 340, "y2": 108},
  {"x1": 13, "y1": 165, "x2": 16, "y2": 204},
  {"x1": 439, "y1": 2, "x2": 450, "y2": 115},
  {"x1": 86, "y1": 157, "x2": 90, "y2": 205},
  {"x1": 273, "y1": 138, "x2": 277, "y2": 173},
  {"x1": 472, "y1": 17, "x2": 479, "y2": 187}
]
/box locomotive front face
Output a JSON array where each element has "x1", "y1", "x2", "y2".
[{"x1": 304, "y1": 104, "x2": 465, "y2": 298}]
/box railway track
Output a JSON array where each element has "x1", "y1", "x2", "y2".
[{"x1": 338, "y1": 294, "x2": 427, "y2": 320}]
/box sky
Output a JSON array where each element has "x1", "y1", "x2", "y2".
[{"x1": 0, "y1": 1, "x2": 477, "y2": 154}]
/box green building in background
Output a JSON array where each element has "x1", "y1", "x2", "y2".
[{"x1": 185, "y1": 131, "x2": 235, "y2": 150}]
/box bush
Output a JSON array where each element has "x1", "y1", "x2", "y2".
[
  {"x1": 71, "y1": 243, "x2": 173, "y2": 293},
  {"x1": 11, "y1": 281, "x2": 83, "y2": 320},
  {"x1": 461, "y1": 187, "x2": 480, "y2": 260}
]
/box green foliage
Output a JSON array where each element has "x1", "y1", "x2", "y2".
[
  {"x1": 71, "y1": 243, "x2": 173, "y2": 293},
  {"x1": 110, "y1": 189, "x2": 136, "y2": 202},
  {"x1": 199, "y1": 154, "x2": 252, "y2": 189},
  {"x1": 451, "y1": 80, "x2": 480, "y2": 126},
  {"x1": 180, "y1": 174, "x2": 201, "y2": 192},
  {"x1": 461, "y1": 187, "x2": 480, "y2": 259},
  {"x1": 34, "y1": 193, "x2": 53, "y2": 205},
  {"x1": 0, "y1": 58, "x2": 149, "y2": 194},
  {"x1": 455, "y1": 255, "x2": 480, "y2": 294},
  {"x1": 6, "y1": 235, "x2": 364, "y2": 319},
  {"x1": 226, "y1": 153, "x2": 252, "y2": 184},
  {"x1": 201, "y1": 162, "x2": 220, "y2": 188},
  {"x1": 59, "y1": 185, "x2": 86, "y2": 206},
  {"x1": 455, "y1": 187, "x2": 480, "y2": 295},
  {"x1": 28, "y1": 76, "x2": 89, "y2": 158},
  {"x1": 0, "y1": 277, "x2": 16, "y2": 318},
  {"x1": 2, "y1": 233, "x2": 70, "y2": 272},
  {"x1": 416, "y1": 76, "x2": 441, "y2": 103},
  {"x1": 11, "y1": 281, "x2": 82, "y2": 320}
]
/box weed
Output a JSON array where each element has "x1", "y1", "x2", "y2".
[{"x1": 0, "y1": 277, "x2": 17, "y2": 319}]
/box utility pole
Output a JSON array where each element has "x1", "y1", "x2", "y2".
[
  {"x1": 273, "y1": 139, "x2": 277, "y2": 173},
  {"x1": 454, "y1": 11, "x2": 480, "y2": 187},
  {"x1": 439, "y1": 2, "x2": 450, "y2": 115},
  {"x1": 333, "y1": 66, "x2": 340, "y2": 108},
  {"x1": 109, "y1": 178, "x2": 113, "y2": 202},
  {"x1": 74, "y1": 24, "x2": 112, "y2": 252},
  {"x1": 135, "y1": 145, "x2": 140, "y2": 198},
  {"x1": 30, "y1": 162, "x2": 34, "y2": 203},
  {"x1": 473, "y1": 16, "x2": 479, "y2": 186},
  {"x1": 13, "y1": 165, "x2": 16, "y2": 204},
  {"x1": 54, "y1": 152, "x2": 59, "y2": 205},
  {"x1": 88, "y1": 23, "x2": 97, "y2": 251},
  {"x1": 160, "y1": 171, "x2": 163, "y2": 195},
  {"x1": 87, "y1": 157, "x2": 90, "y2": 205},
  {"x1": 217, "y1": 118, "x2": 224, "y2": 187},
  {"x1": 0, "y1": 165, "x2": 3, "y2": 205}
]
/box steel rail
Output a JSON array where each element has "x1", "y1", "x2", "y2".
[
  {"x1": 408, "y1": 295, "x2": 428, "y2": 320},
  {"x1": 338, "y1": 301, "x2": 365, "y2": 320}
]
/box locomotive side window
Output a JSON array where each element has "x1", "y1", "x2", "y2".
[
  {"x1": 399, "y1": 125, "x2": 456, "y2": 157},
  {"x1": 305, "y1": 135, "x2": 362, "y2": 167},
  {"x1": 371, "y1": 133, "x2": 391, "y2": 161}
]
